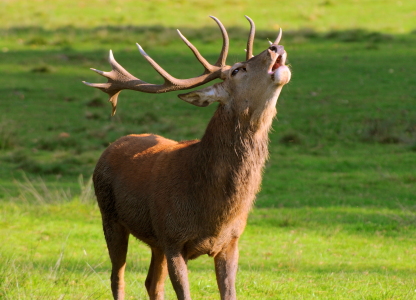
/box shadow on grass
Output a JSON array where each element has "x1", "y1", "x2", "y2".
[{"x1": 1, "y1": 24, "x2": 409, "y2": 49}]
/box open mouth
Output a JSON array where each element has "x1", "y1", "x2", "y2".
[
  {"x1": 265, "y1": 29, "x2": 291, "y2": 84},
  {"x1": 272, "y1": 55, "x2": 283, "y2": 72},
  {"x1": 267, "y1": 45, "x2": 290, "y2": 84},
  {"x1": 268, "y1": 44, "x2": 286, "y2": 76}
]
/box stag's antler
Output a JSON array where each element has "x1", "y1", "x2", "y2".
[
  {"x1": 83, "y1": 16, "x2": 230, "y2": 115},
  {"x1": 245, "y1": 15, "x2": 255, "y2": 60}
]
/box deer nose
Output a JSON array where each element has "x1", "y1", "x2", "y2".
[{"x1": 269, "y1": 45, "x2": 285, "y2": 55}]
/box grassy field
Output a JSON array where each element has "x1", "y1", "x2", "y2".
[{"x1": 1, "y1": 0, "x2": 416, "y2": 299}]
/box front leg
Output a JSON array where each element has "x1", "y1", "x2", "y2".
[
  {"x1": 214, "y1": 238, "x2": 239, "y2": 300},
  {"x1": 166, "y1": 251, "x2": 192, "y2": 300}
]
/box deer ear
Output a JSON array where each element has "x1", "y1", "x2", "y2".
[{"x1": 178, "y1": 83, "x2": 229, "y2": 107}]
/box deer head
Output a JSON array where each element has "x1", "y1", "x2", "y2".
[{"x1": 83, "y1": 16, "x2": 291, "y2": 118}]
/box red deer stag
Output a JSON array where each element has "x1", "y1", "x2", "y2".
[{"x1": 83, "y1": 16, "x2": 291, "y2": 300}]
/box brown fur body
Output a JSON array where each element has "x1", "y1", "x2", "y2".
[{"x1": 94, "y1": 103, "x2": 273, "y2": 259}]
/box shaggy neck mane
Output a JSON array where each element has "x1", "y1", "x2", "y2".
[{"x1": 191, "y1": 102, "x2": 277, "y2": 219}]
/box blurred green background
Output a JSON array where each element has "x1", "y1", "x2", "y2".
[{"x1": 1, "y1": 0, "x2": 416, "y2": 299}]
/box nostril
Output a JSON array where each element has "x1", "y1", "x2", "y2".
[{"x1": 269, "y1": 45, "x2": 277, "y2": 53}]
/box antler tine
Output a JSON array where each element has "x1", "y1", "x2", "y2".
[
  {"x1": 209, "y1": 16, "x2": 229, "y2": 67},
  {"x1": 136, "y1": 44, "x2": 178, "y2": 84},
  {"x1": 245, "y1": 16, "x2": 255, "y2": 60},
  {"x1": 83, "y1": 50, "x2": 141, "y2": 115},
  {"x1": 83, "y1": 50, "x2": 117, "y2": 90},
  {"x1": 176, "y1": 29, "x2": 214, "y2": 73},
  {"x1": 273, "y1": 28, "x2": 283, "y2": 45}
]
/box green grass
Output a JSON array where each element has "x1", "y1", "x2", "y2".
[
  {"x1": 1, "y1": 0, "x2": 416, "y2": 299},
  {"x1": 2, "y1": 198, "x2": 416, "y2": 299}
]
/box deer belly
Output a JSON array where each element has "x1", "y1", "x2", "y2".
[
  {"x1": 183, "y1": 238, "x2": 219, "y2": 259},
  {"x1": 184, "y1": 228, "x2": 241, "y2": 260}
]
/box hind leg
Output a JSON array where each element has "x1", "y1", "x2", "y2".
[
  {"x1": 145, "y1": 248, "x2": 168, "y2": 300},
  {"x1": 103, "y1": 219, "x2": 130, "y2": 300}
]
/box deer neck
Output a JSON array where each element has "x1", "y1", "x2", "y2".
[{"x1": 195, "y1": 100, "x2": 277, "y2": 212}]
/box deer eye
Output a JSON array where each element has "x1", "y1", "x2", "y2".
[
  {"x1": 231, "y1": 68, "x2": 240, "y2": 76},
  {"x1": 231, "y1": 67, "x2": 246, "y2": 77}
]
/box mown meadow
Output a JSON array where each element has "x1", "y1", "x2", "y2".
[{"x1": 1, "y1": 0, "x2": 416, "y2": 299}]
